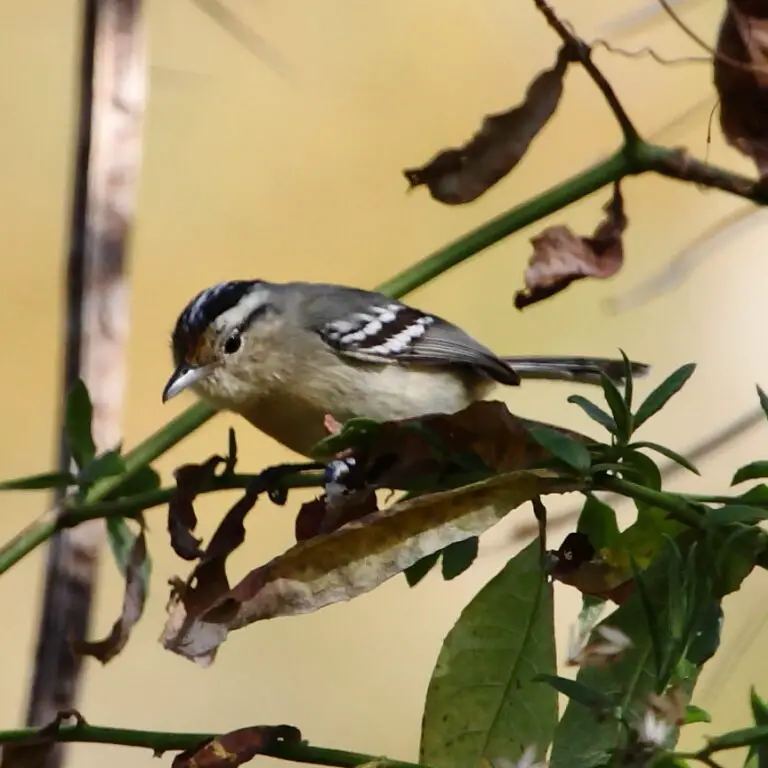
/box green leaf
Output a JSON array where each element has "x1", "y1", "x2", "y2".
[
  {"x1": 746, "y1": 689, "x2": 768, "y2": 768},
  {"x1": 758, "y1": 385, "x2": 768, "y2": 422},
  {"x1": 686, "y1": 599, "x2": 723, "y2": 666},
  {"x1": 620, "y1": 349, "x2": 634, "y2": 411},
  {"x1": 633, "y1": 363, "x2": 696, "y2": 431},
  {"x1": 441, "y1": 537, "x2": 479, "y2": 581},
  {"x1": 712, "y1": 525, "x2": 763, "y2": 596},
  {"x1": 405, "y1": 551, "x2": 441, "y2": 587},
  {"x1": 706, "y1": 725, "x2": 768, "y2": 753},
  {"x1": 103, "y1": 465, "x2": 161, "y2": 500},
  {"x1": 567, "y1": 395, "x2": 615, "y2": 433},
  {"x1": 732, "y1": 461, "x2": 768, "y2": 486},
  {"x1": 738, "y1": 484, "x2": 768, "y2": 505},
  {"x1": 683, "y1": 705, "x2": 711, "y2": 725},
  {"x1": 600, "y1": 373, "x2": 630, "y2": 442},
  {"x1": 310, "y1": 417, "x2": 381, "y2": 458},
  {"x1": 106, "y1": 518, "x2": 151, "y2": 588},
  {"x1": 621, "y1": 450, "x2": 662, "y2": 491},
  {"x1": 0, "y1": 471, "x2": 76, "y2": 492},
  {"x1": 630, "y1": 558, "x2": 663, "y2": 682},
  {"x1": 65, "y1": 379, "x2": 96, "y2": 469},
  {"x1": 577, "y1": 495, "x2": 620, "y2": 551},
  {"x1": 752, "y1": 688, "x2": 768, "y2": 725},
  {"x1": 527, "y1": 427, "x2": 591, "y2": 472},
  {"x1": 534, "y1": 674, "x2": 614, "y2": 712},
  {"x1": 631, "y1": 442, "x2": 699, "y2": 476},
  {"x1": 550, "y1": 541, "x2": 699, "y2": 768},
  {"x1": 78, "y1": 449, "x2": 126, "y2": 487},
  {"x1": 420, "y1": 538, "x2": 556, "y2": 768}
]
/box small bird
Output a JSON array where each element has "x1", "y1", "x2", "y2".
[{"x1": 162, "y1": 279, "x2": 649, "y2": 457}]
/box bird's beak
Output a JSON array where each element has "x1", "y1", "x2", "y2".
[{"x1": 162, "y1": 363, "x2": 217, "y2": 403}]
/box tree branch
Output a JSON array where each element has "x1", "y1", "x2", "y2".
[
  {"x1": 531, "y1": 0, "x2": 641, "y2": 146},
  {"x1": 0, "y1": 720, "x2": 429, "y2": 768}
]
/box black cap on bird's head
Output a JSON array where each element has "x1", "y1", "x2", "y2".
[
  {"x1": 163, "y1": 279, "x2": 262, "y2": 402},
  {"x1": 170, "y1": 280, "x2": 260, "y2": 366}
]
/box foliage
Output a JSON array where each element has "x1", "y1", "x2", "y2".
[{"x1": 3, "y1": 2, "x2": 768, "y2": 768}]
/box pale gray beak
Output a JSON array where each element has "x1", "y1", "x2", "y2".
[{"x1": 162, "y1": 363, "x2": 217, "y2": 403}]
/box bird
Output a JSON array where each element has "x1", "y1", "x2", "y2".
[{"x1": 162, "y1": 279, "x2": 649, "y2": 457}]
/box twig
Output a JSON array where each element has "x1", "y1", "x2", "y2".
[
  {"x1": 657, "y1": 0, "x2": 768, "y2": 76},
  {"x1": 186, "y1": 0, "x2": 294, "y2": 80},
  {"x1": 0, "y1": 720, "x2": 428, "y2": 768},
  {"x1": 532, "y1": 0, "x2": 641, "y2": 145},
  {"x1": 591, "y1": 38, "x2": 710, "y2": 66},
  {"x1": 0, "y1": 467, "x2": 325, "y2": 578}
]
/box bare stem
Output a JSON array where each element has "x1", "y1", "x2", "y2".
[
  {"x1": 531, "y1": 0, "x2": 641, "y2": 146},
  {"x1": 0, "y1": 720, "x2": 428, "y2": 768}
]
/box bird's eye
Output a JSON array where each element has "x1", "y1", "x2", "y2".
[{"x1": 223, "y1": 332, "x2": 242, "y2": 355}]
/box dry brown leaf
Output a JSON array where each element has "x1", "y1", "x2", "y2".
[
  {"x1": 715, "y1": 1, "x2": 768, "y2": 178},
  {"x1": 171, "y1": 725, "x2": 302, "y2": 768},
  {"x1": 73, "y1": 526, "x2": 148, "y2": 663},
  {"x1": 323, "y1": 400, "x2": 592, "y2": 491},
  {"x1": 404, "y1": 45, "x2": 573, "y2": 204},
  {"x1": 294, "y1": 489, "x2": 379, "y2": 542},
  {"x1": 547, "y1": 533, "x2": 633, "y2": 605},
  {"x1": 515, "y1": 183, "x2": 626, "y2": 309},
  {"x1": 162, "y1": 469, "x2": 580, "y2": 664},
  {"x1": 0, "y1": 712, "x2": 85, "y2": 768}
]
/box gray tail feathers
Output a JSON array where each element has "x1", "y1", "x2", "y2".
[{"x1": 501, "y1": 355, "x2": 649, "y2": 385}]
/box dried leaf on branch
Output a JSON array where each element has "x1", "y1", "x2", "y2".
[
  {"x1": 313, "y1": 400, "x2": 592, "y2": 491},
  {"x1": 515, "y1": 183, "x2": 626, "y2": 309},
  {"x1": 714, "y1": 1, "x2": 768, "y2": 178},
  {"x1": 168, "y1": 430, "x2": 238, "y2": 560},
  {"x1": 73, "y1": 524, "x2": 149, "y2": 663},
  {"x1": 171, "y1": 725, "x2": 302, "y2": 768},
  {"x1": 162, "y1": 468, "x2": 580, "y2": 664},
  {"x1": 547, "y1": 532, "x2": 633, "y2": 605},
  {"x1": 404, "y1": 45, "x2": 573, "y2": 204}
]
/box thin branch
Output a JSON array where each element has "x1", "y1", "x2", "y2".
[
  {"x1": 0, "y1": 467, "x2": 325, "y2": 578},
  {"x1": 591, "y1": 38, "x2": 710, "y2": 66},
  {"x1": 186, "y1": 0, "x2": 294, "y2": 80},
  {"x1": 532, "y1": 0, "x2": 641, "y2": 145},
  {"x1": 0, "y1": 720, "x2": 428, "y2": 768},
  {"x1": 657, "y1": 0, "x2": 768, "y2": 76}
]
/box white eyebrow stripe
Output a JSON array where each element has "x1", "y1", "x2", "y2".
[{"x1": 216, "y1": 287, "x2": 271, "y2": 329}]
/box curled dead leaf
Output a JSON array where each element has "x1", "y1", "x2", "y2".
[
  {"x1": 171, "y1": 725, "x2": 302, "y2": 768},
  {"x1": 162, "y1": 469, "x2": 580, "y2": 664},
  {"x1": 547, "y1": 532, "x2": 633, "y2": 604},
  {"x1": 516, "y1": 183, "x2": 626, "y2": 309},
  {"x1": 404, "y1": 45, "x2": 573, "y2": 204},
  {"x1": 73, "y1": 524, "x2": 149, "y2": 663},
  {"x1": 714, "y1": 1, "x2": 768, "y2": 177},
  {"x1": 319, "y1": 401, "x2": 592, "y2": 492},
  {"x1": 295, "y1": 489, "x2": 379, "y2": 542},
  {"x1": 167, "y1": 429, "x2": 239, "y2": 561}
]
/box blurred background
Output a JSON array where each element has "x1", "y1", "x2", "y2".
[{"x1": 1, "y1": 0, "x2": 767, "y2": 766}]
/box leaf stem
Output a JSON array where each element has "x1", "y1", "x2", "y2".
[
  {"x1": 595, "y1": 475, "x2": 706, "y2": 529},
  {"x1": 0, "y1": 722, "x2": 428, "y2": 768}
]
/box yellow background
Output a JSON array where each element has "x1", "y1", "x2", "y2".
[{"x1": 1, "y1": 1, "x2": 767, "y2": 766}]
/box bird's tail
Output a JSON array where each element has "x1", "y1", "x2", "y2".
[{"x1": 501, "y1": 355, "x2": 649, "y2": 385}]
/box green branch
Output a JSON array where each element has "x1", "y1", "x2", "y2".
[
  {"x1": 595, "y1": 475, "x2": 707, "y2": 530},
  {"x1": 0, "y1": 721, "x2": 428, "y2": 768}
]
